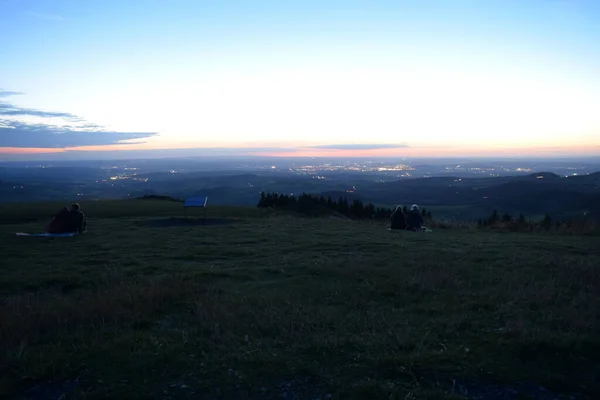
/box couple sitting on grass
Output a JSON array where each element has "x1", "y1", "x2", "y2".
[
  {"x1": 390, "y1": 204, "x2": 426, "y2": 231},
  {"x1": 47, "y1": 203, "x2": 87, "y2": 234}
]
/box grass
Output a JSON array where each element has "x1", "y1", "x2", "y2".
[
  {"x1": 0, "y1": 200, "x2": 599, "y2": 399},
  {"x1": 0, "y1": 199, "x2": 267, "y2": 224}
]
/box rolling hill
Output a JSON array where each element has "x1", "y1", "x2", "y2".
[{"x1": 1, "y1": 170, "x2": 599, "y2": 220}]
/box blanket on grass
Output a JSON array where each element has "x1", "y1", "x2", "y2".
[
  {"x1": 16, "y1": 232, "x2": 78, "y2": 237},
  {"x1": 388, "y1": 226, "x2": 433, "y2": 232}
]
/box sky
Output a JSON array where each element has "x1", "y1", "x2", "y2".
[{"x1": 1, "y1": 0, "x2": 600, "y2": 159}]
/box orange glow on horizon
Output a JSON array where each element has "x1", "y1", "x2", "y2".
[
  {"x1": 1, "y1": 144, "x2": 599, "y2": 158},
  {"x1": 256, "y1": 145, "x2": 600, "y2": 158},
  {"x1": 0, "y1": 147, "x2": 67, "y2": 154}
]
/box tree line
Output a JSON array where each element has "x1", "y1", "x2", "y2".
[
  {"x1": 257, "y1": 192, "x2": 433, "y2": 221},
  {"x1": 476, "y1": 209, "x2": 590, "y2": 232},
  {"x1": 257, "y1": 192, "x2": 390, "y2": 219}
]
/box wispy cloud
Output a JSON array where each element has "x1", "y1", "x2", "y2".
[
  {"x1": 0, "y1": 90, "x2": 157, "y2": 148},
  {"x1": 0, "y1": 89, "x2": 23, "y2": 98},
  {"x1": 28, "y1": 12, "x2": 66, "y2": 22},
  {"x1": 0, "y1": 121, "x2": 157, "y2": 148},
  {"x1": 308, "y1": 143, "x2": 410, "y2": 150},
  {"x1": 0, "y1": 101, "x2": 80, "y2": 119}
]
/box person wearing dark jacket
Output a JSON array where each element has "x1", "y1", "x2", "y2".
[
  {"x1": 389, "y1": 205, "x2": 407, "y2": 230},
  {"x1": 47, "y1": 207, "x2": 72, "y2": 233},
  {"x1": 47, "y1": 204, "x2": 86, "y2": 233},
  {"x1": 406, "y1": 204, "x2": 424, "y2": 231},
  {"x1": 68, "y1": 203, "x2": 87, "y2": 233}
]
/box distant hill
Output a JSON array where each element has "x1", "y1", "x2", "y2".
[{"x1": 1, "y1": 168, "x2": 599, "y2": 220}]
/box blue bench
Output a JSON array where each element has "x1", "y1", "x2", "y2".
[{"x1": 183, "y1": 196, "x2": 208, "y2": 219}]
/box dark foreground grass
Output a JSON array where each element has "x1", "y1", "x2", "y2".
[{"x1": 0, "y1": 201, "x2": 599, "y2": 399}]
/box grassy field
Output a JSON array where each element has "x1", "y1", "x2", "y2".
[{"x1": 0, "y1": 200, "x2": 599, "y2": 399}]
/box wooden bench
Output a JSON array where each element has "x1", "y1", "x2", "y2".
[{"x1": 183, "y1": 196, "x2": 208, "y2": 219}]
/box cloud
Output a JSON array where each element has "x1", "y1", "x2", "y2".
[
  {"x1": 0, "y1": 120, "x2": 157, "y2": 148},
  {"x1": 0, "y1": 89, "x2": 23, "y2": 98},
  {"x1": 0, "y1": 101, "x2": 80, "y2": 119},
  {"x1": 0, "y1": 90, "x2": 157, "y2": 148},
  {"x1": 307, "y1": 143, "x2": 410, "y2": 150}
]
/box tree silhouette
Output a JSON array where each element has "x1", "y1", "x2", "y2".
[
  {"x1": 257, "y1": 191, "x2": 394, "y2": 221},
  {"x1": 365, "y1": 203, "x2": 375, "y2": 219},
  {"x1": 488, "y1": 210, "x2": 499, "y2": 225},
  {"x1": 541, "y1": 214, "x2": 552, "y2": 230},
  {"x1": 258, "y1": 192, "x2": 266, "y2": 207}
]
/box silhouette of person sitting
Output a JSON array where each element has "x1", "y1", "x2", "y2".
[
  {"x1": 47, "y1": 207, "x2": 73, "y2": 233},
  {"x1": 46, "y1": 203, "x2": 86, "y2": 233},
  {"x1": 68, "y1": 203, "x2": 87, "y2": 233},
  {"x1": 390, "y1": 205, "x2": 407, "y2": 230},
  {"x1": 406, "y1": 204, "x2": 424, "y2": 231}
]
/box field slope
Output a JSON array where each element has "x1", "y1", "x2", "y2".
[{"x1": 0, "y1": 200, "x2": 599, "y2": 399}]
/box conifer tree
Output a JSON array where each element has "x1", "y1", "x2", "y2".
[
  {"x1": 488, "y1": 210, "x2": 499, "y2": 225},
  {"x1": 339, "y1": 197, "x2": 350, "y2": 216},
  {"x1": 337, "y1": 196, "x2": 345, "y2": 213},
  {"x1": 265, "y1": 193, "x2": 274, "y2": 207},
  {"x1": 541, "y1": 214, "x2": 552, "y2": 230},
  {"x1": 366, "y1": 203, "x2": 375, "y2": 219},
  {"x1": 258, "y1": 192, "x2": 266, "y2": 207},
  {"x1": 350, "y1": 199, "x2": 362, "y2": 219}
]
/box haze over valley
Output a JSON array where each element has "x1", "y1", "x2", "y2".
[{"x1": 2, "y1": 156, "x2": 599, "y2": 220}]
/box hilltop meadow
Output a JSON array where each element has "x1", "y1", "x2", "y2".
[{"x1": 0, "y1": 199, "x2": 599, "y2": 399}]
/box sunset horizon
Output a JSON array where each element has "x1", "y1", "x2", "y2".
[
  {"x1": 2, "y1": 0, "x2": 600, "y2": 160},
  {"x1": 2, "y1": 142, "x2": 599, "y2": 161}
]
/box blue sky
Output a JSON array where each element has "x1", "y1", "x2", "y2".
[{"x1": 1, "y1": 0, "x2": 600, "y2": 157}]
